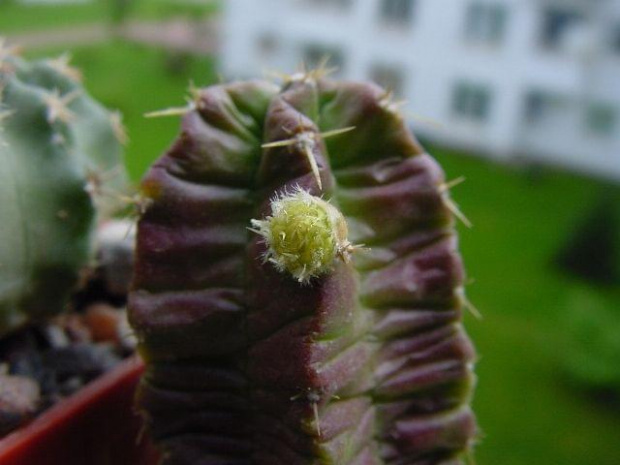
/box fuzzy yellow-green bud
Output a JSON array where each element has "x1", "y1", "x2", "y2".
[{"x1": 250, "y1": 188, "x2": 353, "y2": 283}]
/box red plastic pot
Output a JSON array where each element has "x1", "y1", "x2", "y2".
[{"x1": 0, "y1": 356, "x2": 159, "y2": 465}]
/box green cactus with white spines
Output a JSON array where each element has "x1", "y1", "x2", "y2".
[{"x1": 0, "y1": 42, "x2": 128, "y2": 335}]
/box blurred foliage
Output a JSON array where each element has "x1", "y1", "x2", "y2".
[
  {"x1": 108, "y1": 0, "x2": 138, "y2": 26},
  {"x1": 562, "y1": 286, "x2": 620, "y2": 394},
  {"x1": 0, "y1": 0, "x2": 220, "y2": 34},
  {"x1": 553, "y1": 195, "x2": 620, "y2": 399},
  {"x1": 0, "y1": 1, "x2": 103, "y2": 32},
  {"x1": 162, "y1": 50, "x2": 195, "y2": 76},
  {"x1": 154, "y1": 0, "x2": 217, "y2": 21},
  {"x1": 554, "y1": 196, "x2": 620, "y2": 285}
]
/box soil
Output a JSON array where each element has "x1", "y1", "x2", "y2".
[{"x1": 0, "y1": 221, "x2": 136, "y2": 438}]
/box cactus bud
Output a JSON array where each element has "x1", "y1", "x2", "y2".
[{"x1": 250, "y1": 188, "x2": 353, "y2": 283}]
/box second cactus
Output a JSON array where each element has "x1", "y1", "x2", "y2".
[{"x1": 0, "y1": 46, "x2": 127, "y2": 335}]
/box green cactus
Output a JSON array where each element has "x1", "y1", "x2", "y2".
[
  {"x1": 130, "y1": 72, "x2": 477, "y2": 464},
  {"x1": 0, "y1": 43, "x2": 127, "y2": 335}
]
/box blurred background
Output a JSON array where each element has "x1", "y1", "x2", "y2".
[{"x1": 1, "y1": 0, "x2": 619, "y2": 463}]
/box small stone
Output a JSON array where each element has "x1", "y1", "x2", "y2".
[
  {"x1": 9, "y1": 350, "x2": 46, "y2": 385},
  {"x1": 0, "y1": 374, "x2": 40, "y2": 437},
  {"x1": 84, "y1": 303, "x2": 122, "y2": 344},
  {"x1": 58, "y1": 376, "x2": 83, "y2": 397},
  {"x1": 38, "y1": 324, "x2": 70, "y2": 349},
  {"x1": 41, "y1": 343, "x2": 121, "y2": 384},
  {"x1": 116, "y1": 310, "x2": 137, "y2": 354},
  {"x1": 55, "y1": 314, "x2": 92, "y2": 344},
  {"x1": 96, "y1": 220, "x2": 136, "y2": 296}
]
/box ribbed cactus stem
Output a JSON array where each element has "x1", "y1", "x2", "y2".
[
  {"x1": 130, "y1": 74, "x2": 477, "y2": 465},
  {"x1": 0, "y1": 43, "x2": 127, "y2": 335}
]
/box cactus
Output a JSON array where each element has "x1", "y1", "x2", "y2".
[
  {"x1": 0, "y1": 42, "x2": 127, "y2": 335},
  {"x1": 129, "y1": 73, "x2": 477, "y2": 464}
]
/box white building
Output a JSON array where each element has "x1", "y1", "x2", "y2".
[{"x1": 221, "y1": 0, "x2": 620, "y2": 181}]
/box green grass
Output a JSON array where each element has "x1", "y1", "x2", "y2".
[
  {"x1": 23, "y1": 41, "x2": 620, "y2": 464},
  {"x1": 432, "y1": 148, "x2": 620, "y2": 465},
  {"x1": 0, "y1": 0, "x2": 220, "y2": 35},
  {"x1": 0, "y1": 1, "x2": 105, "y2": 33},
  {"x1": 66, "y1": 42, "x2": 218, "y2": 180}
]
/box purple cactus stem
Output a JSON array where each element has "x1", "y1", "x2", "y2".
[{"x1": 129, "y1": 75, "x2": 477, "y2": 464}]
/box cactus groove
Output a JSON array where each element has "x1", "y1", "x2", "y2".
[{"x1": 129, "y1": 76, "x2": 477, "y2": 464}]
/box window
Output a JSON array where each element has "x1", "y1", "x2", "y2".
[
  {"x1": 586, "y1": 104, "x2": 616, "y2": 136},
  {"x1": 257, "y1": 33, "x2": 279, "y2": 57},
  {"x1": 523, "y1": 90, "x2": 570, "y2": 126},
  {"x1": 302, "y1": 44, "x2": 345, "y2": 75},
  {"x1": 370, "y1": 64, "x2": 406, "y2": 97},
  {"x1": 379, "y1": 0, "x2": 415, "y2": 26},
  {"x1": 611, "y1": 25, "x2": 620, "y2": 54},
  {"x1": 452, "y1": 82, "x2": 492, "y2": 122},
  {"x1": 464, "y1": 2, "x2": 508, "y2": 44},
  {"x1": 524, "y1": 91, "x2": 556, "y2": 123},
  {"x1": 540, "y1": 8, "x2": 583, "y2": 51}
]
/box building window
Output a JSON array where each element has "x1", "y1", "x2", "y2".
[
  {"x1": 523, "y1": 90, "x2": 570, "y2": 126},
  {"x1": 370, "y1": 64, "x2": 406, "y2": 97},
  {"x1": 524, "y1": 91, "x2": 554, "y2": 123},
  {"x1": 302, "y1": 44, "x2": 345, "y2": 75},
  {"x1": 611, "y1": 25, "x2": 620, "y2": 54},
  {"x1": 586, "y1": 104, "x2": 616, "y2": 137},
  {"x1": 452, "y1": 82, "x2": 492, "y2": 122},
  {"x1": 540, "y1": 8, "x2": 583, "y2": 51},
  {"x1": 464, "y1": 2, "x2": 508, "y2": 44},
  {"x1": 257, "y1": 33, "x2": 279, "y2": 57},
  {"x1": 379, "y1": 0, "x2": 415, "y2": 26}
]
